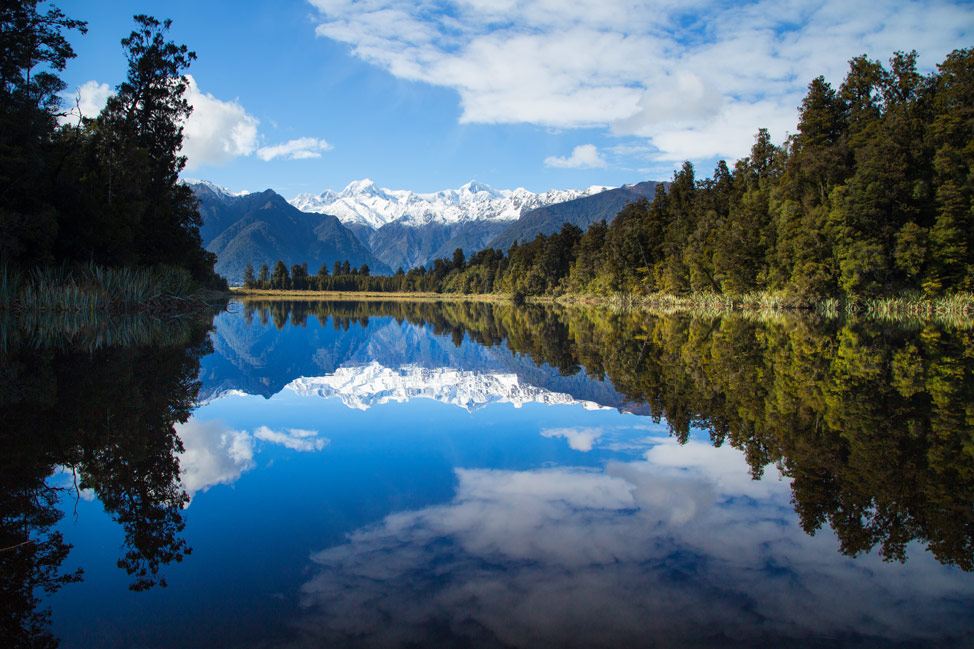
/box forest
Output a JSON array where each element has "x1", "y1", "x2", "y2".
[
  {"x1": 0, "y1": 2, "x2": 226, "y2": 304},
  {"x1": 250, "y1": 47, "x2": 973, "y2": 305}
]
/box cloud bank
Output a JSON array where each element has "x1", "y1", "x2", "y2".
[{"x1": 308, "y1": 0, "x2": 973, "y2": 163}]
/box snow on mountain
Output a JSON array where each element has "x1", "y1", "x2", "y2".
[
  {"x1": 182, "y1": 178, "x2": 250, "y2": 202},
  {"x1": 287, "y1": 362, "x2": 609, "y2": 413},
  {"x1": 290, "y1": 179, "x2": 612, "y2": 230}
]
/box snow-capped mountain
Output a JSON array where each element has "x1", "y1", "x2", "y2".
[
  {"x1": 286, "y1": 362, "x2": 608, "y2": 412},
  {"x1": 290, "y1": 179, "x2": 612, "y2": 230},
  {"x1": 183, "y1": 178, "x2": 250, "y2": 202}
]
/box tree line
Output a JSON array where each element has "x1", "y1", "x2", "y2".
[
  {"x1": 0, "y1": 1, "x2": 225, "y2": 290},
  {"x1": 249, "y1": 47, "x2": 972, "y2": 303},
  {"x1": 241, "y1": 259, "x2": 376, "y2": 291}
]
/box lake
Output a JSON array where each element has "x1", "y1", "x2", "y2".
[{"x1": 3, "y1": 300, "x2": 974, "y2": 648}]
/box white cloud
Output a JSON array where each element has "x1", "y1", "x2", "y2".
[
  {"x1": 256, "y1": 137, "x2": 333, "y2": 161},
  {"x1": 541, "y1": 426, "x2": 604, "y2": 451},
  {"x1": 59, "y1": 80, "x2": 112, "y2": 125},
  {"x1": 544, "y1": 144, "x2": 607, "y2": 169},
  {"x1": 253, "y1": 425, "x2": 329, "y2": 451},
  {"x1": 295, "y1": 447, "x2": 974, "y2": 647},
  {"x1": 59, "y1": 76, "x2": 330, "y2": 169},
  {"x1": 180, "y1": 75, "x2": 260, "y2": 169},
  {"x1": 176, "y1": 419, "x2": 255, "y2": 498},
  {"x1": 308, "y1": 0, "x2": 974, "y2": 163},
  {"x1": 176, "y1": 421, "x2": 328, "y2": 500}
]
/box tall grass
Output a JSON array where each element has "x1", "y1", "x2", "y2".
[
  {"x1": 0, "y1": 264, "x2": 222, "y2": 353},
  {"x1": 813, "y1": 292, "x2": 974, "y2": 328},
  {"x1": 1, "y1": 264, "x2": 206, "y2": 315}
]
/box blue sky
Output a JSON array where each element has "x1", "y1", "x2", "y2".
[{"x1": 59, "y1": 0, "x2": 973, "y2": 196}]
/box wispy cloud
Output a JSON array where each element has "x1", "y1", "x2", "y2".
[
  {"x1": 544, "y1": 144, "x2": 607, "y2": 169},
  {"x1": 308, "y1": 0, "x2": 973, "y2": 163},
  {"x1": 253, "y1": 425, "x2": 330, "y2": 451},
  {"x1": 257, "y1": 137, "x2": 333, "y2": 161}
]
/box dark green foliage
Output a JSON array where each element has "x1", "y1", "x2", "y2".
[
  {"x1": 1, "y1": 313, "x2": 214, "y2": 644},
  {"x1": 0, "y1": 4, "x2": 224, "y2": 291},
  {"x1": 242, "y1": 261, "x2": 256, "y2": 289}
]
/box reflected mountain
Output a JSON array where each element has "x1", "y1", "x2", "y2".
[{"x1": 199, "y1": 300, "x2": 644, "y2": 414}]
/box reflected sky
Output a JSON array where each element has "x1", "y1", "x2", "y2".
[
  {"x1": 297, "y1": 452, "x2": 974, "y2": 648},
  {"x1": 48, "y1": 304, "x2": 974, "y2": 648}
]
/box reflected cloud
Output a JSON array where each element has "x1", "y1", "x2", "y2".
[
  {"x1": 177, "y1": 420, "x2": 255, "y2": 498},
  {"x1": 253, "y1": 426, "x2": 329, "y2": 452},
  {"x1": 295, "y1": 442, "x2": 974, "y2": 648},
  {"x1": 540, "y1": 426, "x2": 603, "y2": 451},
  {"x1": 177, "y1": 421, "x2": 328, "y2": 499}
]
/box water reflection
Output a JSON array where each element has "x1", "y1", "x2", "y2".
[
  {"x1": 214, "y1": 299, "x2": 974, "y2": 572},
  {"x1": 7, "y1": 298, "x2": 974, "y2": 647},
  {"x1": 296, "y1": 443, "x2": 971, "y2": 648},
  {"x1": 0, "y1": 314, "x2": 214, "y2": 645},
  {"x1": 176, "y1": 420, "x2": 328, "y2": 498}
]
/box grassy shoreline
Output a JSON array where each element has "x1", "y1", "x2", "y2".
[
  {"x1": 232, "y1": 287, "x2": 974, "y2": 324},
  {"x1": 1, "y1": 265, "x2": 228, "y2": 352},
  {"x1": 2, "y1": 265, "x2": 226, "y2": 315}
]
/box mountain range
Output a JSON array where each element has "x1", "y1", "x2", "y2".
[
  {"x1": 190, "y1": 178, "x2": 662, "y2": 282},
  {"x1": 198, "y1": 310, "x2": 649, "y2": 416},
  {"x1": 191, "y1": 180, "x2": 389, "y2": 281},
  {"x1": 290, "y1": 179, "x2": 610, "y2": 271}
]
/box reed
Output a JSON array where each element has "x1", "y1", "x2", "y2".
[{"x1": 1, "y1": 263, "x2": 211, "y2": 315}]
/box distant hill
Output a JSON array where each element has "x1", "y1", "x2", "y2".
[
  {"x1": 189, "y1": 182, "x2": 389, "y2": 282},
  {"x1": 487, "y1": 181, "x2": 664, "y2": 251}
]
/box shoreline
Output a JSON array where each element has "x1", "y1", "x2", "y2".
[{"x1": 230, "y1": 288, "x2": 974, "y2": 324}]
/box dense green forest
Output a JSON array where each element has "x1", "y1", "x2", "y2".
[
  {"x1": 0, "y1": 1, "x2": 225, "y2": 299},
  {"x1": 251, "y1": 47, "x2": 973, "y2": 304}
]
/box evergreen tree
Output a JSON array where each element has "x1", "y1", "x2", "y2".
[
  {"x1": 271, "y1": 260, "x2": 289, "y2": 290},
  {"x1": 242, "y1": 261, "x2": 255, "y2": 289},
  {"x1": 0, "y1": 0, "x2": 86, "y2": 266}
]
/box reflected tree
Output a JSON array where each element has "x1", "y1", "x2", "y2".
[{"x1": 0, "y1": 313, "x2": 213, "y2": 643}]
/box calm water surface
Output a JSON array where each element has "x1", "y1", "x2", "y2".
[{"x1": 4, "y1": 300, "x2": 974, "y2": 648}]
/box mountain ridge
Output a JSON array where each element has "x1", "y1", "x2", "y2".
[
  {"x1": 290, "y1": 179, "x2": 612, "y2": 231},
  {"x1": 188, "y1": 182, "x2": 390, "y2": 282}
]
